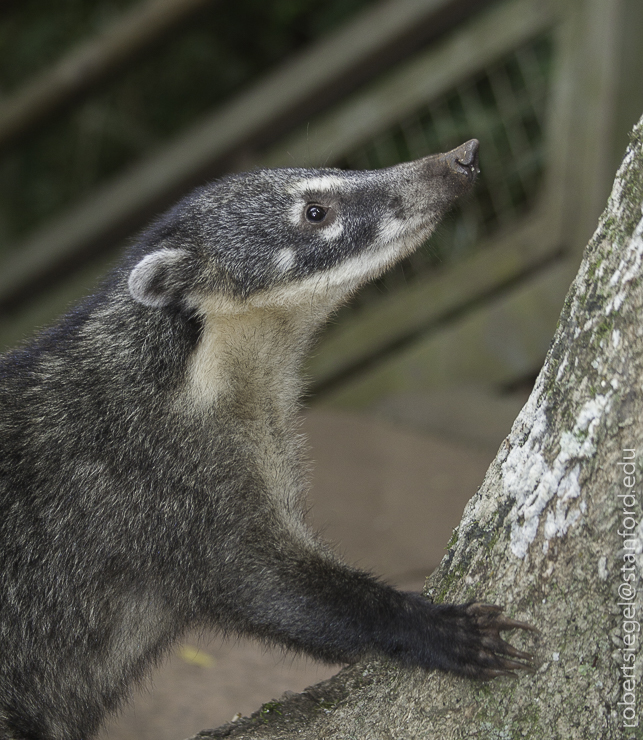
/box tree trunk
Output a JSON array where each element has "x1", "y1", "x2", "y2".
[{"x1": 192, "y1": 114, "x2": 643, "y2": 740}]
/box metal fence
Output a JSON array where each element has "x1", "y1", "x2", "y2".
[{"x1": 336, "y1": 33, "x2": 554, "y2": 310}]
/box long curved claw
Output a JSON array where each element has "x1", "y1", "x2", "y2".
[
  {"x1": 459, "y1": 601, "x2": 539, "y2": 678},
  {"x1": 497, "y1": 657, "x2": 536, "y2": 673},
  {"x1": 498, "y1": 642, "x2": 534, "y2": 662},
  {"x1": 480, "y1": 635, "x2": 534, "y2": 661}
]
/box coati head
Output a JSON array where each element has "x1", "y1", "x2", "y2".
[{"x1": 128, "y1": 140, "x2": 479, "y2": 314}]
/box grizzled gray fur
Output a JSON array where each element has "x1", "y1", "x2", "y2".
[{"x1": 0, "y1": 140, "x2": 534, "y2": 740}]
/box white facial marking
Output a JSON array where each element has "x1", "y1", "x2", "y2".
[
  {"x1": 288, "y1": 175, "x2": 345, "y2": 196},
  {"x1": 378, "y1": 217, "x2": 406, "y2": 245},
  {"x1": 274, "y1": 247, "x2": 296, "y2": 273},
  {"x1": 288, "y1": 202, "x2": 302, "y2": 227},
  {"x1": 378, "y1": 215, "x2": 426, "y2": 246},
  {"x1": 319, "y1": 219, "x2": 344, "y2": 241},
  {"x1": 250, "y1": 223, "x2": 432, "y2": 310}
]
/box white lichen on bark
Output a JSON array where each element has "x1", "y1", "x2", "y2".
[{"x1": 459, "y1": 127, "x2": 643, "y2": 565}]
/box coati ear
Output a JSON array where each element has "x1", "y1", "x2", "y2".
[{"x1": 128, "y1": 248, "x2": 192, "y2": 308}]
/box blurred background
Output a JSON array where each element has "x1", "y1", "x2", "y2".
[{"x1": 1, "y1": 0, "x2": 642, "y2": 737}]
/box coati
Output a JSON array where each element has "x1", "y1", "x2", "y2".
[{"x1": 0, "y1": 139, "x2": 534, "y2": 740}]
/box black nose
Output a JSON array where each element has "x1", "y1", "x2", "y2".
[{"x1": 449, "y1": 139, "x2": 480, "y2": 181}]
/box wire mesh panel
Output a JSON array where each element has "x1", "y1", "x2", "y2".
[{"x1": 334, "y1": 33, "x2": 554, "y2": 310}]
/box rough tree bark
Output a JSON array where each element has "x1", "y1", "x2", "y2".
[{"x1": 191, "y1": 114, "x2": 643, "y2": 740}]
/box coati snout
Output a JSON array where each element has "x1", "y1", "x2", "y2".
[{"x1": 0, "y1": 139, "x2": 535, "y2": 740}]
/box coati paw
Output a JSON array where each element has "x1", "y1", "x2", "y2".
[{"x1": 453, "y1": 602, "x2": 538, "y2": 679}]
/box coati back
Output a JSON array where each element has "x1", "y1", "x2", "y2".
[{"x1": 0, "y1": 140, "x2": 533, "y2": 740}]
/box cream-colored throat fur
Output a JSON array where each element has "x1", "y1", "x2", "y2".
[{"x1": 184, "y1": 300, "x2": 318, "y2": 414}]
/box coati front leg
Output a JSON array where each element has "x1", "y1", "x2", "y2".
[{"x1": 215, "y1": 524, "x2": 535, "y2": 679}]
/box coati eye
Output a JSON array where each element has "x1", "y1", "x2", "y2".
[{"x1": 305, "y1": 204, "x2": 328, "y2": 223}]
